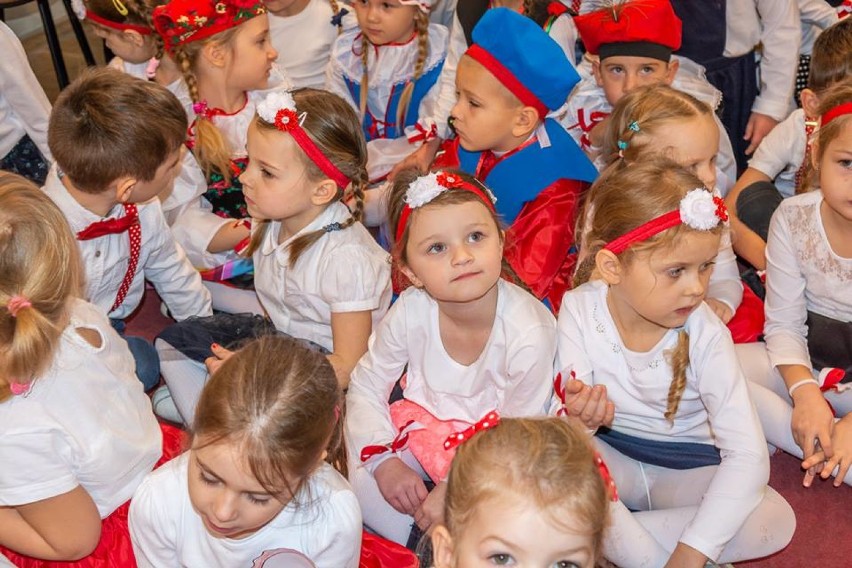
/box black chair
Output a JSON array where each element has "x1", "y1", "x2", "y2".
[{"x1": 0, "y1": 0, "x2": 96, "y2": 89}]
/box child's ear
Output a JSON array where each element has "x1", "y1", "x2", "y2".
[
  {"x1": 310, "y1": 179, "x2": 340, "y2": 206},
  {"x1": 122, "y1": 29, "x2": 147, "y2": 48},
  {"x1": 591, "y1": 58, "x2": 603, "y2": 87},
  {"x1": 202, "y1": 40, "x2": 229, "y2": 68},
  {"x1": 663, "y1": 59, "x2": 679, "y2": 85},
  {"x1": 113, "y1": 176, "x2": 138, "y2": 204},
  {"x1": 400, "y1": 263, "x2": 424, "y2": 289},
  {"x1": 511, "y1": 106, "x2": 540, "y2": 138},
  {"x1": 800, "y1": 88, "x2": 820, "y2": 118},
  {"x1": 595, "y1": 248, "x2": 623, "y2": 285},
  {"x1": 431, "y1": 525, "x2": 455, "y2": 568}
]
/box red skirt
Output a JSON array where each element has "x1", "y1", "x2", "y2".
[
  {"x1": 0, "y1": 423, "x2": 185, "y2": 568},
  {"x1": 727, "y1": 284, "x2": 765, "y2": 344}
]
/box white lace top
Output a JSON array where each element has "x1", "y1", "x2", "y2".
[{"x1": 764, "y1": 190, "x2": 852, "y2": 370}]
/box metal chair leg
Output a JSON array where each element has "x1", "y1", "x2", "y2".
[
  {"x1": 61, "y1": 0, "x2": 96, "y2": 66},
  {"x1": 36, "y1": 0, "x2": 70, "y2": 89}
]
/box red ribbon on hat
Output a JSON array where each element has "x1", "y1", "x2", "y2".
[
  {"x1": 443, "y1": 411, "x2": 500, "y2": 451},
  {"x1": 464, "y1": 44, "x2": 549, "y2": 119},
  {"x1": 595, "y1": 452, "x2": 619, "y2": 502},
  {"x1": 360, "y1": 420, "x2": 419, "y2": 463}
]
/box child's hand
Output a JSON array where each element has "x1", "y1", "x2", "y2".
[
  {"x1": 802, "y1": 414, "x2": 852, "y2": 488},
  {"x1": 374, "y1": 457, "x2": 428, "y2": 516},
  {"x1": 705, "y1": 298, "x2": 734, "y2": 323},
  {"x1": 414, "y1": 480, "x2": 447, "y2": 533},
  {"x1": 790, "y1": 385, "x2": 835, "y2": 474},
  {"x1": 204, "y1": 343, "x2": 235, "y2": 375},
  {"x1": 563, "y1": 378, "x2": 615, "y2": 430}
]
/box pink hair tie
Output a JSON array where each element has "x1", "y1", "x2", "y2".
[
  {"x1": 7, "y1": 295, "x2": 32, "y2": 317},
  {"x1": 9, "y1": 381, "x2": 31, "y2": 396}
]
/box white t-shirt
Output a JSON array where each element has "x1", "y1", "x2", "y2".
[
  {"x1": 747, "y1": 108, "x2": 809, "y2": 199},
  {"x1": 0, "y1": 299, "x2": 161, "y2": 517},
  {"x1": 268, "y1": 0, "x2": 356, "y2": 89},
  {"x1": 253, "y1": 201, "x2": 392, "y2": 351},
  {"x1": 0, "y1": 21, "x2": 52, "y2": 160},
  {"x1": 130, "y1": 454, "x2": 361, "y2": 568},
  {"x1": 42, "y1": 167, "x2": 213, "y2": 321},
  {"x1": 556, "y1": 280, "x2": 769, "y2": 559},
  {"x1": 346, "y1": 279, "x2": 557, "y2": 471},
  {"x1": 764, "y1": 190, "x2": 852, "y2": 370}
]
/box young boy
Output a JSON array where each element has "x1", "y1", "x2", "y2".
[
  {"x1": 562, "y1": 0, "x2": 738, "y2": 194},
  {"x1": 44, "y1": 67, "x2": 213, "y2": 391},
  {"x1": 432, "y1": 7, "x2": 597, "y2": 311},
  {"x1": 725, "y1": 16, "x2": 852, "y2": 271}
]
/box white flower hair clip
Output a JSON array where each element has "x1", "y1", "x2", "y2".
[{"x1": 604, "y1": 188, "x2": 728, "y2": 254}]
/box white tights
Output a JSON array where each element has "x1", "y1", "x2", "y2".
[
  {"x1": 598, "y1": 439, "x2": 795, "y2": 568},
  {"x1": 155, "y1": 339, "x2": 210, "y2": 426},
  {"x1": 736, "y1": 342, "x2": 852, "y2": 486}
]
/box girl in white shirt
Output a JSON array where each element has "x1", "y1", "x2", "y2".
[
  {"x1": 563, "y1": 159, "x2": 794, "y2": 568},
  {"x1": 157, "y1": 89, "x2": 391, "y2": 424},
  {"x1": 346, "y1": 169, "x2": 557, "y2": 545},
  {"x1": 130, "y1": 336, "x2": 362, "y2": 568},
  {"x1": 0, "y1": 173, "x2": 173, "y2": 566},
  {"x1": 737, "y1": 83, "x2": 852, "y2": 488},
  {"x1": 431, "y1": 417, "x2": 614, "y2": 568}
]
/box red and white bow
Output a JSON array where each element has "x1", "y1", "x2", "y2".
[
  {"x1": 360, "y1": 420, "x2": 424, "y2": 463},
  {"x1": 443, "y1": 411, "x2": 500, "y2": 450},
  {"x1": 553, "y1": 371, "x2": 576, "y2": 417}
]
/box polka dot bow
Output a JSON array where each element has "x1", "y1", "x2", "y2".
[{"x1": 443, "y1": 411, "x2": 501, "y2": 450}]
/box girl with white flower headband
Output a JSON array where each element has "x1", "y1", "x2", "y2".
[
  {"x1": 346, "y1": 168, "x2": 557, "y2": 546},
  {"x1": 561, "y1": 158, "x2": 795, "y2": 568},
  {"x1": 155, "y1": 88, "x2": 391, "y2": 425}
]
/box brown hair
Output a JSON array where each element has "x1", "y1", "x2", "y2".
[
  {"x1": 601, "y1": 84, "x2": 715, "y2": 167},
  {"x1": 0, "y1": 173, "x2": 84, "y2": 403},
  {"x1": 808, "y1": 17, "x2": 852, "y2": 94},
  {"x1": 444, "y1": 417, "x2": 609, "y2": 560},
  {"x1": 244, "y1": 88, "x2": 369, "y2": 267},
  {"x1": 84, "y1": 0, "x2": 168, "y2": 56},
  {"x1": 191, "y1": 336, "x2": 345, "y2": 497},
  {"x1": 172, "y1": 26, "x2": 242, "y2": 183},
  {"x1": 575, "y1": 158, "x2": 722, "y2": 422},
  {"x1": 800, "y1": 79, "x2": 852, "y2": 193},
  {"x1": 359, "y1": 9, "x2": 430, "y2": 133},
  {"x1": 48, "y1": 67, "x2": 187, "y2": 194}
]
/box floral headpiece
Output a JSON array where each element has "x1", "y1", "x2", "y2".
[
  {"x1": 603, "y1": 189, "x2": 728, "y2": 254},
  {"x1": 821, "y1": 102, "x2": 852, "y2": 128},
  {"x1": 395, "y1": 171, "x2": 497, "y2": 243},
  {"x1": 153, "y1": 0, "x2": 266, "y2": 54},
  {"x1": 256, "y1": 92, "x2": 351, "y2": 190}
]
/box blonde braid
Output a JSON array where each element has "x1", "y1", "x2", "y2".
[
  {"x1": 664, "y1": 330, "x2": 690, "y2": 423},
  {"x1": 395, "y1": 12, "x2": 429, "y2": 130},
  {"x1": 359, "y1": 34, "x2": 370, "y2": 121}
]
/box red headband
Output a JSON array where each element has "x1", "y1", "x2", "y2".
[
  {"x1": 85, "y1": 11, "x2": 153, "y2": 35},
  {"x1": 395, "y1": 171, "x2": 497, "y2": 243},
  {"x1": 603, "y1": 189, "x2": 728, "y2": 255},
  {"x1": 256, "y1": 92, "x2": 351, "y2": 189},
  {"x1": 821, "y1": 102, "x2": 852, "y2": 127},
  {"x1": 465, "y1": 44, "x2": 549, "y2": 119}
]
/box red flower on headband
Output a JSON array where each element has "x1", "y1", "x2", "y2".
[
  {"x1": 436, "y1": 171, "x2": 465, "y2": 188},
  {"x1": 713, "y1": 196, "x2": 729, "y2": 222},
  {"x1": 274, "y1": 108, "x2": 299, "y2": 132}
]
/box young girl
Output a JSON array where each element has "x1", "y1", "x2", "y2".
[
  {"x1": 130, "y1": 336, "x2": 362, "y2": 567},
  {"x1": 346, "y1": 169, "x2": 557, "y2": 546},
  {"x1": 80, "y1": 0, "x2": 181, "y2": 86},
  {"x1": 152, "y1": 0, "x2": 287, "y2": 312},
  {"x1": 431, "y1": 417, "x2": 613, "y2": 568},
  {"x1": 598, "y1": 84, "x2": 764, "y2": 343},
  {"x1": 266, "y1": 0, "x2": 355, "y2": 89},
  {"x1": 156, "y1": 88, "x2": 391, "y2": 424},
  {"x1": 736, "y1": 82, "x2": 852, "y2": 487},
  {"x1": 563, "y1": 159, "x2": 795, "y2": 568},
  {"x1": 324, "y1": 0, "x2": 448, "y2": 182},
  {"x1": 0, "y1": 173, "x2": 180, "y2": 566}
]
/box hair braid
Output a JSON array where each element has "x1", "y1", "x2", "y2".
[
  {"x1": 664, "y1": 329, "x2": 690, "y2": 423},
  {"x1": 359, "y1": 34, "x2": 370, "y2": 120},
  {"x1": 394, "y1": 12, "x2": 429, "y2": 129}
]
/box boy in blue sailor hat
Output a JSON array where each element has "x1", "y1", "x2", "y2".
[{"x1": 433, "y1": 7, "x2": 597, "y2": 312}]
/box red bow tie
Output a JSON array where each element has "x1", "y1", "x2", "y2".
[{"x1": 76, "y1": 205, "x2": 139, "y2": 240}]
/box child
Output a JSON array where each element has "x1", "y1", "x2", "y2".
[
  {"x1": 81, "y1": 0, "x2": 181, "y2": 86},
  {"x1": 156, "y1": 88, "x2": 391, "y2": 423},
  {"x1": 152, "y1": 0, "x2": 287, "y2": 311},
  {"x1": 130, "y1": 336, "x2": 362, "y2": 567},
  {"x1": 346, "y1": 169, "x2": 557, "y2": 546},
  {"x1": 324, "y1": 0, "x2": 447, "y2": 181},
  {"x1": 267, "y1": 0, "x2": 355, "y2": 89},
  {"x1": 433, "y1": 7, "x2": 597, "y2": 310},
  {"x1": 563, "y1": 159, "x2": 795, "y2": 567},
  {"x1": 598, "y1": 84, "x2": 767, "y2": 343},
  {"x1": 562, "y1": 0, "x2": 738, "y2": 195},
  {"x1": 431, "y1": 417, "x2": 613, "y2": 568},
  {"x1": 44, "y1": 67, "x2": 212, "y2": 393},
  {"x1": 0, "y1": 173, "x2": 167, "y2": 565},
  {"x1": 0, "y1": 21, "x2": 52, "y2": 185},
  {"x1": 795, "y1": 0, "x2": 840, "y2": 105},
  {"x1": 736, "y1": 82, "x2": 852, "y2": 487},
  {"x1": 725, "y1": 16, "x2": 852, "y2": 271}
]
